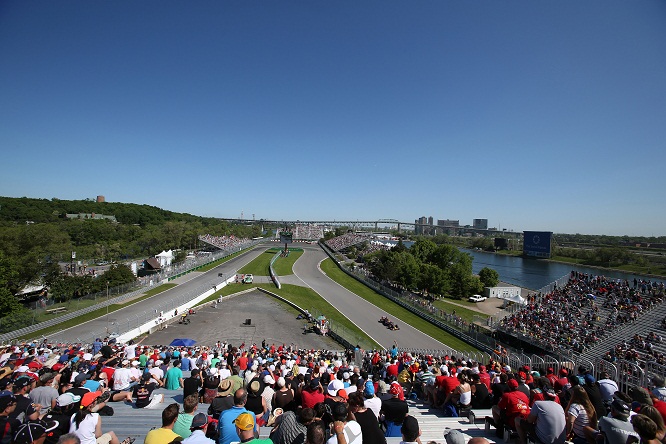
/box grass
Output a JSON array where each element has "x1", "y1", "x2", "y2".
[
  {"x1": 273, "y1": 250, "x2": 303, "y2": 276},
  {"x1": 20, "y1": 284, "x2": 177, "y2": 341},
  {"x1": 319, "y1": 258, "x2": 480, "y2": 353},
  {"x1": 432, "y1": 299, "x2": 487, "y2": 324},
  {"x1": 238, "y1": 250, "x2": 275, "y2": 276},
  {"x1": 197, "y1": 250, "x2": 246, "y2": 272},
  {"x1": 237, "y1": 248, "x2": 304, "y2": 276}
]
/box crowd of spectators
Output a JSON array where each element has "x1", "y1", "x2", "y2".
[
  {"x1": 498, "y1": 272, "x2": 665, "y2": 355},
  {"x1": 198, "y1": 235, "x2": 251, "y2": 251},
  {"x1": 324, "y1": 234, "x2": 368, "y2": 252},
  {"x1": 3, "y1": 334, "x2": 666, "y2": 444},
  {"x1": 605, "y1": 331, "x2": 666, "y2": 366},
  {"x1": 292, "y1": 225, "x2": 324, "y2": 242}
]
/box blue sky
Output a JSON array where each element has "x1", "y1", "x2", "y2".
[{"x1": 1, "y1": 1, "x2": 665, "y2": 236}]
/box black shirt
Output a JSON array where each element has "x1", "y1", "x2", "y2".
[
  {"x1": 354, "y1": 409, "x2": 386, "y2": 444},
  {"x1": 133, "y1": 382, "x2": 158, "y2": 408},
  {"x1": 183, "y1": 377, "x2": 201, "y2": 400},
  {"x1": 380, "y1": 397, "x2": 408, "y2": 424}
]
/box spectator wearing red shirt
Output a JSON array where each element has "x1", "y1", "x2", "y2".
[
  {"x1": 386, "y1": 360, "x2": 399, "y2": 379},
  {"x1": 492, "y1": 379, "x2": 531, "y2": 434},
  {"x1": 554, "y1": 369, "x2": 569, "y2": 393},
  {"x1": 479, "y1": 366, "x2": 491, "y2": 390},
  {"x1": 236, "y1": 353, "x2": 249, "y2": 374},
  {"x1": 301, "y1": 378, "x2": 324, "y2": 409}
]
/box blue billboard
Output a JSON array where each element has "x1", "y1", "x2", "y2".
[{"x1": 523, "y1": 231, "x2": 552, "y2": 258}]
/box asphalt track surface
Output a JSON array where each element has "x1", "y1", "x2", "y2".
[
  {"x1": 291, "y1": 245, "x2": 447, "y2": 350},
  {"x1": 51, "y1": 243, "x2": 448, "y2": 350}
]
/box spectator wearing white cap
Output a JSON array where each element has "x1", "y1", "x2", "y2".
[{"x1": 262, "y1": 375, "x2": 275, "y2": 413}]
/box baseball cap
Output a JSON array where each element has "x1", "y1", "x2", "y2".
[
  {"x1": 363, "y1": 381, "x2": 375, "y2": 397},
  {"x1": 190, "y1": 412, "x2": 209, "y2": 429},
  {"x1": 81, "y1": 391, "x2": 102, "y2": 408},
  {"x1": 327, "y1": 379, "x2": 343, "y2": 396},
  {"x1": 0, "y1": 393, "x2": 16, "y2": 410},
  {"x1": 13, "y1": 421, "x2": 53, "y2": 444},
  {"x1": 233, "y1": 412, "x2": 255, "y2": 431},
  {"x1": 56, "y1": 392, "x2": 81, "y2": 407},
  {"x1": 74, "y1": 373, "x2": 90, "y2": 384},
  {"x1": 390, "y1": 382, "x2": 402, "y2": 395},
  {"x1": 443, "y1": 429, "x2": 465, "y2": 444},
  {"x1": 13, "y1": 376, "x2": 32, "y2": 389},
  {"x1": 507, "y1": 379, "x2": 519, "y2": 390},
  {"x1": 611, "y1": 399, "x2": 631, "y2": 414}
]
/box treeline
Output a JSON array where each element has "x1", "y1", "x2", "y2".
[
  {"x1": 0, "y1": 196, "x2": 266, "y2": 329},
  {"x1": 553, "y1": 246, "x2": 656, "y2": 268},
  {"x1": 0, "y1": 196, "x2": 212, "y2": 225},
  {"x1": 364, "y1": 238, "x2": 499, "y2": 299}
]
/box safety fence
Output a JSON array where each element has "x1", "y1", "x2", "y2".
[
  {"x1": 0, "y1": 239, "x2": 265, "y2": 343},
  {"x1": 269, "y1": 251, "x2": 282, "y2": 289}
]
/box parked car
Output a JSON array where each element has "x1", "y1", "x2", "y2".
[{"x1": 468, "y1": 294, "x2": 487, "y2": 302}]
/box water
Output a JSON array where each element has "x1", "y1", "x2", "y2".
[
  {"x1": 371, "y1": 240, "x2": 664, "y2": 290},
  {"x1": 465, "y1": 249, "x2": 665, "y2": 290}
]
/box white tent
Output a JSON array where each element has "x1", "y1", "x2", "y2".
[{"x1": 155, "y1": 250, "x2": 174, "y2": 267}]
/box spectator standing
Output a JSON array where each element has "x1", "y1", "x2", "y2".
[
  {"x1": 165, "y1": 361, "x2": 184, "y2": 391},
  {"x1": 380, "y1": 382, "x2": 409, "y2": 437},
  {"x1": 208, "y1": 380, "x2": 234, "y2": 420},
  {"x1": 184, "y1": 370, "x2": 202, "y2": 401}
]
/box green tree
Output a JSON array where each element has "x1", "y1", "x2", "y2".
[{"x1": 478, "y1": 267, "x2": 500, "y2": 287}]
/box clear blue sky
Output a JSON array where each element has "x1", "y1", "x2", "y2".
[{"x1": 1, "y1": 1, "x2": 665, "y2": 236}]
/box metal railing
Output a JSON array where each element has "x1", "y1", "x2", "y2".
[{"x1": 0, "y1": 239, "x2": 265, "y2": 343}]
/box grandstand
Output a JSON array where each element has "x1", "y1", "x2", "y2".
[
  {"x1": 198, "y1": 234, "x2": 251, "y2": 251},
  {"x1": 292, "y1": 223, "x2": 324, "y2": 241}
]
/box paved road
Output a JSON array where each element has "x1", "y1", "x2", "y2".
[
  {"x1": 51, "y1": 242, "x2": 450, "y2": 351},
  {"x1": 291, "y1": 244, "x2": 448, "y2": 350},
  {"x1": 141, "y1": 289, "x2": 340, "y2": 350},
  {"x1": 51, "y1": 248, "x2": 268, "y2": 343}
]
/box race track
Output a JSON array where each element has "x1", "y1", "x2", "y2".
[{"x1": 50, "y1": 242, "x2": 450, "y2": 351}]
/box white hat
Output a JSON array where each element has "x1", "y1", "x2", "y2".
[
  {"x1": 264, "y1": 375, "x2": 275, "y2": 385},
  {"x1": 155, "y1": 360, "x2": 163, "y2": 365},
  {"x1": 121, "y1": 360, "x2": 129, "y2": 366},
  {"x1": 131, "y1": 361, "x2": 139, "y2": 367},
  {"x1": 269, "y1": 365, "x2": 275, "y2": 372},
  {"x1": 343, "y1": 372, "x2": 350, "y2": 380},
  {"x1": 277, "y1": 377, "x2": 286, "y2": 388},
  {"x1": 327, "y1": 379, "x2": 344, "y2": 396},
  {"x1": 82, "y1": 353, "x2": 93, "y2": 361}
]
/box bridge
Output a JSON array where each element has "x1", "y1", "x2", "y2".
[{"x1": 217, "y1": 217, "x2": 520, "y2": 237}]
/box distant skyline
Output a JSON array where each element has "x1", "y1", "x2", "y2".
[{"x1": 1, "y1": 1, "x2": 665, "y2": 236}]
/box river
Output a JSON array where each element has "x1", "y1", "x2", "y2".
[{"x1": 465, "y1": 249, "x2": 666, "y2": 290}]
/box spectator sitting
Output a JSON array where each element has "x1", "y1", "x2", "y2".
[
  {"x1": 144, "y1": 403, "x2": 182, "y2": 444},
  {"x1": 597, "y1": 398, "x2": 637, "y2": 444},
  {"x1": 516, "y1": 384, "x2": 565, "y2": 444},
  {"x1": 69, "y1": 392, "x2": 120, "y2": 444},
  {"x1": 182, "y1": 413, "x2": 214, "y2": 444},
  {"x1": 173, "y1": 394, "x2": 199, "y2": 439}
]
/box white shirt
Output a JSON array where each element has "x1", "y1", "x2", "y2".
[
  {"x1": 364, "y1": 397, "x2": 382, "y2": 419},
  {"x1": 113, "y1": 367, "x2": 132, "y2": 390},
  {"x1": 327, "y1": 421, "x2": 362, "y2": 444}
]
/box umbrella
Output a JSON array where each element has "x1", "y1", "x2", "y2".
[{"x1": 169, "y1": 338, "x2": 196, "y2": 347}]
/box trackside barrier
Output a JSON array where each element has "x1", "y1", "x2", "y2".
[
  {"x1": 0, "y1": 240, "x2": 267, "y2": 344},
  {"x1": 269, "y1": 251, "x2": 282, "y2": 289},
  {"x1": 318, "y1": 241, "x2": 495, "y2": 354},
  {"x1": 257, "y1": 288, "x2": 365, "y2": 351}
]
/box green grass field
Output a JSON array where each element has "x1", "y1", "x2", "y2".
[
  {"x1": 22, "y1": 284, "x2": 177, "y2": 341},
  {"x1": 319, "y1": 259, "x2": 480, "y2": 352},
  {"x1": 238, "y1": 248, "x2": 304, "y2": 276},
  {"x1": 272, "y1": 249, "x2": 303, "y2": 275},
  {"x1": 432, "y1": 299, "x2": 487, "y2": 324}
]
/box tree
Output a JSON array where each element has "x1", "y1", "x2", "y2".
[{"x1": 478, "y1": 267, "x2": 500, "y2": 288}]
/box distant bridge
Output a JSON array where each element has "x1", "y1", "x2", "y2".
[{"x1": 217, "y1": 217, "x2": 519, "y2": 238}]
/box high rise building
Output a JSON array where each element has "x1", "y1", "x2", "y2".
[{"x1": 473, "y1": 219, "x2": 488, "y2": 230}]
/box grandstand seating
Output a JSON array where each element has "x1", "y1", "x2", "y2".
[{"x1": 199, "y1": 234, "x2": 250, "y2": 251}]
